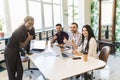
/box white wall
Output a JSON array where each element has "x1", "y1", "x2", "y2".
[
  {"x1": 62, "y1": 0, "x2": 68, "y2": 31},
  {"x1": 76, "y1": 0, "x2": 91, "y2": 32},
  {"x1": 78, "y1": 0, "x2": 85, "y2": 32},
  {"x1": 85, "y1": 0, "x2": 91, "y2": 25}
]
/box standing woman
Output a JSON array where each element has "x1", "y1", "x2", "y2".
[
  {"x1": 4, "y1": 16, "x2": 34, "y2": 80},
  {"x1": 73, "y1": 24, "x2": 98, "y2": 59}
]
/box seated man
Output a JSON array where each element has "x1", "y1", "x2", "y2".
[
  {"x1": 51, "y1": 23, "x2": 69, "y2": 48},
  {"x1": 64, "y1": 22, "x2": 82, "y2": 49},
  {"x1": 20, "y1": 27, "x2": 35, "y2": 60}
]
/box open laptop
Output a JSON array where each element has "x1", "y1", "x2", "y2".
[
  {"x1": 31, "y1": 40, "x2": 46, "y2": 52},
  {"x1": 52, "y1": 46, "x2": 74, "y2": 59}
]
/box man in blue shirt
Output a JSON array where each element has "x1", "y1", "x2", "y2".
[{"x1": 51, "y1": 24, "x2": 69, "y2": 47}]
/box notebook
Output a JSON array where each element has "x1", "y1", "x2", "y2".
[{"x1": 31, "y1": 40, "x2": 46, "y2": 52}]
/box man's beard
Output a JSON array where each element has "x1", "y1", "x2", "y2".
[
  {"x1": 71, "y1": 30, "x2": 76, "y2": 33},
  {"x1": 57, "y1": 31, "x2": 61, "y2": 35}
]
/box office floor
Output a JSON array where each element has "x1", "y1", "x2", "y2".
[
  {"x1": 0, "y1": 60, "x2": 42, "y2": 80},
  {"x1": 0, "y1": 53, "x2": 120, "y2": 80}
]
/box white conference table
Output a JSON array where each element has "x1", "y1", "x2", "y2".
[{"x1": 28, "y1": 40, "x2": 106, "y2": 80}]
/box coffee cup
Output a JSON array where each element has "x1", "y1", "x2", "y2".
[{"x1": 83, "y1": 51, "x2": 88, "y2": 62}]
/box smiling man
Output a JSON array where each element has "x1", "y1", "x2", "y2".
[
  {"x1": 51, "y1": 23, "x2": 69, "y2": 47},
  {"x1": 4, "y1": 16, "x2": 34, "y2": 80},
  {"x1": 64, "y1": 22, "x2": 82, "y2": 49}
]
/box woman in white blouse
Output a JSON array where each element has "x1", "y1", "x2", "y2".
[{"x1": 73, "y1": 24, "x2": 99, "y2": 59}]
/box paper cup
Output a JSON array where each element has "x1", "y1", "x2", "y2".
[{"x1": 83, "y1": 51, "x2": 88, "y2": 62}]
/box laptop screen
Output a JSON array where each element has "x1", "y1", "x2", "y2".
[{"x1": 31, "y1": 40, "x2": 46, "y2": 51}]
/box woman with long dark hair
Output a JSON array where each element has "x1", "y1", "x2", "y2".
[{"x1": 73, "y1": 24, "x2": 98, "y2": 59}]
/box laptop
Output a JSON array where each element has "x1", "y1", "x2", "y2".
[
  {"x1": 52, "y1": 46, "x2": 74, "y2": 58},
  {"x1": 31, "y1": 40, "x2": 46, "y2": 52}
]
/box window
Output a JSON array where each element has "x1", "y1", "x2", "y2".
[
  {"x1": 0, "y1": 0, "x2": 5, "y2": 32},
  {"x1": 53, "y1": 0, "x2": 62, "y2": 26},
  {"x1": 101, "y1": 1, "x2": 113, "y2": 25},
  {"x1": 68, "y1": 0, "x2": 79, "y2": 25},
  {"x1": 42, "y1": 0, "x2": 52, "y2": 3},
  {"x1": 1, "y1": 0, "x2": 63, "y2": 36},
  {"x1": 53, "y1": 0, "x2": 61, "y2": 4},
  {"x1": 28, "y1": 1, "x2": 42, "y2": 30},
  {"x1": 43, "y1": 4, "x2": 53, "y2": 28},
  {"x1": 53, "y1": 5, "x2": 61, "y2": 26},
  {"x1": 9, "y1": 0, "x2": 26, "y2": 32},
  {"x1": 28, "y1": 0, "x2": 62, "y2": 29}
]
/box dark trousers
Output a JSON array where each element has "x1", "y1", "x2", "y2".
[
  {"x1": 20, "y1": 42, "x2": 30, "y2": 56},
  {"x1": 4, "y1": 48, "x2": 23, "y2": 80},
  {"x1": 19, "y1": 48, "x2": 25, "y2": 56},
  {"x1": 25, "y1": 42, "x2": 30, "y2": 54}
]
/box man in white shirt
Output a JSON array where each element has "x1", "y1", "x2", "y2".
[{"x1": 64, "y1": 22, "x2": 82, "y2": 49}]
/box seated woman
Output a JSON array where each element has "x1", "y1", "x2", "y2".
[
  {"x1": 72, "y1": 24, "x2": 99, "y2": 79},
  {"x1": 73, "y1": 24, "x2": 98, "y2": 59}
]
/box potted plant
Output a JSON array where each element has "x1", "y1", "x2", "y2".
[{"x1": 0, "y1": 18, "x2": 4, "y2": 38}]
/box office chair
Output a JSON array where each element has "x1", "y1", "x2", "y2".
[
  {"x1": 99, "y1": 46, "x2": 111, "y2": 63},
  {"x1": 77, "y1": 46, "x2": 111, "y2": 80},
  {"x1": 90, "y1": 46, "x2": 111, "y2": 80}
]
